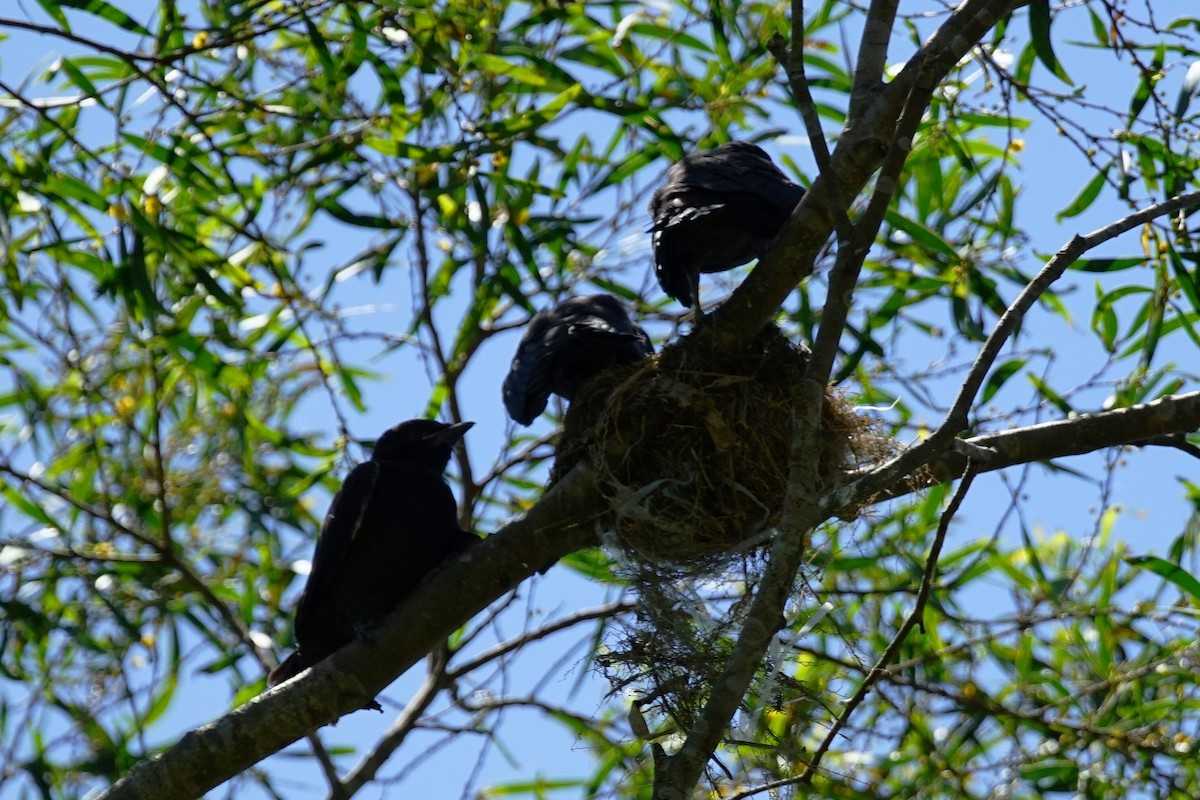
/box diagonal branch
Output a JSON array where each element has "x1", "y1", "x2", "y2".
[
  {"x1": 848, "y1": 0, "x2": 900, "y2": 121},
  {"x1": 944, "y1": 190, "x2": 1200, "y2": 434},
  {"x1": 768, "y1": 1, "x2": 852, "y2": 244},
  {"x1": 806, "y1": 54, "x2": 932, "y2": 388},
  {"x1": 336, "y1": 601, "x2": 633, "y2": 797},
  {"x1": 336, "y1": 650, "x2": 451, "y2": 798},
  {"x1": 832, "y1": 190, "x2": 1200, "y2": 514},
  {"x1": 93, "y1": 384, "x2": 1200, "y2": 800},
  {"x1": 707, "y1": 0, "x2": 1029, "y2": 354},
  {"x1": 800, "y1": 461, "x2": 978, "y2": 782}
]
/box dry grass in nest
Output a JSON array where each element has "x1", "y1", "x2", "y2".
[{"x1": 551, "y1": 325, "x2": 887, "y2": 566}]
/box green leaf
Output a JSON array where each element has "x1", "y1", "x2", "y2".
[
  {"x1": 474, "y1": 53, "x2": 563, "y2": 90},
  {"x1": 1055, "y1": 163, "x2": 1109, "y2": 221},
  {"x1": 592, "y1": 144, "x2": 663, "y2": 193},
  {"x1": 57, "y1": 0, "x2": 150, "y2": 34},
  {"x1": 34, "y1": 0, "x2": 71, "y2": 30},
  {"x1": 1028, "y1": 375, "x2": 1072, "y2": 415},
  {"x1": 0, "y1": 482, "x2": 57, "y2": 526},
  {"x1": 1169, "y1": 246, "x2": 1200, "y2": 316},
  {"x1": 885, "y1": 210, "x2": 959, "y2": 259},
  {"x1": 1125, "y1": 555, "x2": 1200, "y2": 603},
  {"x1": 982, "y1": 358, "x2": 1026, "y2": 403},
  {"x1": 1070, "y1": 256, "x2": 1147, "y2": 272},
  {"x1": 1088, "y1": 7, "x2": 1110, "y2": 46},
  {"x1": 1128, "y1": 44, "x2": 1166, "y2": 127},
  {"x1": 1092, "y1": 283, "x2": 1118, "y2": 352},
  {"x1": 1028, "y1": 0, "x2": 1073, "y2": 85}
]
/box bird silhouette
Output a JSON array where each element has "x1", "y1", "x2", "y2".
[
  {"x1": 503, "y1": 294, "x2": 654, "y2": 426},
  {"x1": 268, "y1": 419, "x2": 477, "y2": 707},
  {"x1": 649, "y1": 141, "x2": 805, "y2": 310}
]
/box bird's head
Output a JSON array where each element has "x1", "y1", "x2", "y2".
[{"x1": 370, "y1": 419, "x2": 474, "y2": 469}]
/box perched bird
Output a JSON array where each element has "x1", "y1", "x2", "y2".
[
  {"x1": 503, "y1": 294, "x2": 654, "y2": 426},
  {"x1": 268, "y1": 419, "x2": 477, "y2": 705},
  {"x1": 648, "y1": 140, "x2": 805, "y2": 310}
]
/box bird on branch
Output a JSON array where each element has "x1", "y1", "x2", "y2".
[
  {"x1": 268, "y1": 419, "x2": 477, "y2": 709},
  {"x1": 503, "y1": 294, "x2": 654, "y2": 426},
  {"x1": 649, "y1": 140, "x2": 805, "y2": 312}
]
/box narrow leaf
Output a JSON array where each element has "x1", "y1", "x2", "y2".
[
  {"x1": 1125, "y1": 555, "x2": 1200, "y2": 603},
  {"x1": 1029, "y1": 0, "x2": 1073, "y2": 85}
]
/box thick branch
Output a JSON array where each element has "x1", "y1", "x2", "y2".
[
  {"x1": 707, "y1": 0, "x2": 1029, "y2": 354},
  {"x1": 338, "y1": 601, "x2": 633, "y2": 797},
  {"x1": 848, "y1": 0, "x2": 900, "y2": 121},
  {"x1": 96, "y1": 385, "x2": 1200, "y2": 799},
  {"x1": 806, "y1": 58, "x2": 931, "y2": 387},
  {"x1": 97, "y1": 465, "x2": 606, "y2": 800}
]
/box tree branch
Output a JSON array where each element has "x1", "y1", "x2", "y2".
[
  {"x1": 767, "y1": 1, "x2": 853, "y2": 244},
  {"x1": 335, "y1": 650, "x2": 451, "y2": 798},
  {"x1": 806, "y1": 54, "x2": 932, "y2": 388},
  {"x1": 93, "y1": 385, "x2": 1200, "y2": 799},
  {"x1": 707, "y1": 0, "x2": 1029, "y2": 354},
  {"x1": 945, "y1": 190, "x2": 1200, "y2": 434},
  {"x1": 848, "y1": 0, "x2": 899, "y2": 121},
  {"x1": 801, "y1": 462, "x2": 978, "y2": 783},
  {"x1": 831, "y1": 190, "x2": 1200, "y2": 513},
  {"x1": 854, "y1": 390, "x2": 1200, "y2": 507},
  {"x1": 652, "y1": 367, "x2": 827, "y2": 798}
]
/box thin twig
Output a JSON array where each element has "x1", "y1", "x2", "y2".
[
  {"x1": 833, "y1": 191, "x2": 1200, "y2": 514},
  {"x1": 335, "y1": 650, "x2": 451, "y2": 797},
  {"x1": 799, "y1": 460, "x2": 978, "y2": 783},
  {"x1": 806, "y1": 54, "x2": 930, "y2": 388},
  {"x1": 652, "y1": 368, "x2": 824, "y2": 799},
  {"x1": 1133, "y1": 433, "x2": 1200, "y2": 460},
  {"x1": 944, "y1": 190, "x2": 1200, "y2": 434}
]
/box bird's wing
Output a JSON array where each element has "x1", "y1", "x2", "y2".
[
  {"x1": 293, "y1": 460, "x2": 380, "y2": 627},
  {"x1": 649, "y1": 201, "x2": 727, "y2": 235},
  {"x1": 669, "y1": 149, "x2": 805, "y2": 212},
  {"x1": 445, "y1": 528, "x2": 480, "y2": 558},
  {"x1": 560, "y1": 314, "x2": 642, "y2": 345},
  {"x1": 631, "y1": 323, "x2": 655, "y2": 356},
  {"x1": 389, "y1": 463, "x2": 478, "y2": 566},
  {"x1": 742, "y1": 169, "x2": 805, "y2": 212}
]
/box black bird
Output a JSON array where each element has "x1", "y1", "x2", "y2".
[
  {"x1": 503, "y1": 294, "x2": 654, "y2": 426},
  {"x1": 268, "y1": 419, "x2": 477, "y2": 704},
  {"x1": 649, "y1": 140, "x2": 805, "y2": 310}
]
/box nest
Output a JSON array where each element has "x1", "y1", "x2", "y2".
[
  {"x1": 551, "y1": 325, "x2": 886, "y2": 566},
  {"x1": 554, "y1": 325, "x2": 897, "y2": 737}
]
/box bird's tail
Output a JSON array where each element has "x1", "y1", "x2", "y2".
[{"x1": 267, "y1": 651, "x2": 306, "y2": 687}]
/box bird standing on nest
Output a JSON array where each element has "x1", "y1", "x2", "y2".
[
  {"x1": 269, "y1": 419, "x2": 477, "y2": 709},
  {"x1": 649, "y1": 140, "x2": 805, "y2": 312},
  {"x1": 503, "y1": 294, "x2": 654, "y2": 426}
]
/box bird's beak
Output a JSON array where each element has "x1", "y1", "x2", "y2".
[{"x1": 429, "y1": 420, "x2": 474, "y2": 445}]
